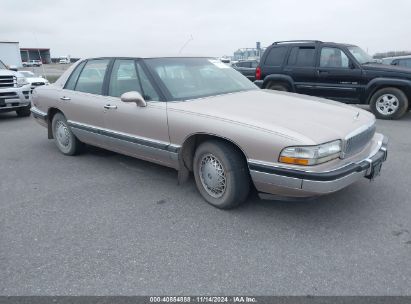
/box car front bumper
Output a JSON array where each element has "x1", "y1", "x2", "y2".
[
  {"x1": 0, "y1": 85, "x2": 31, "y2": 112},
  {"x1": 249, "y1": 135, "x2": 388, "y2": 199}
]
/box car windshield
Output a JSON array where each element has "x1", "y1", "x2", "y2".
[
  {"x1": 144, "y1": 58, "x2": 257, "y2": 100},
  {"x1": 347, "y1": 46, "x2": 374, "y2": 64},
  {"x1": 0, "y1": 60, "x2": 7, "y2": 69}
]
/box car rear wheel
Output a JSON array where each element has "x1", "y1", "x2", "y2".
[
  {"x1": 16, "y1": 104, "x2": 31, "y2": 117},
  {"x1": 51, "y1": 113, "x2": 83, "y2": 155},
  {"x1": 193, "y1": 140, "x2": 250, "y2": 209},
  {"x1": 268, "y1": 83, "x2": 289, "y2": 92},
  {"x1": 370, "y1": 87, "x2": 408, "y2": 120}
]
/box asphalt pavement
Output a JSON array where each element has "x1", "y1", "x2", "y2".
[{"x1": 0, "y1": 110, "x2": 410, "y2": 295}]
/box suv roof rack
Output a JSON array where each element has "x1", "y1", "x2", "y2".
[{"x1": 272, "y1": 40, "x2": 322, "y2": 45}]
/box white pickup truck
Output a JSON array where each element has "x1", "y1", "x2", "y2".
[{"x1": 0, "y1": 59, "x2": 32, "y2": 117}]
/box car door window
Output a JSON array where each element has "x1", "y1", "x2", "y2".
[
  {"x1": 251, "y1": 61, "x2": 259, "y2": 68},
  {"x1": 135, "y1": 62, "x2": 160, "y2": 101},
  {"x1": 288, "y1": 47, "x2": 316, "y2": 67},
  {"x1": 65, "y1": 61, "x2": 86, "y2": 90},
  {"x1": 320, "y1": 47, "x2": 349, "y2": 68},
  {"x1": 399, "y1": 59, "x2": 411, "y2": 68},
  {"x1": 108, "y1": 59, "x2": 142, "y2": 97},
  {"x1": 75, "y1": 59, "x2": 110, "y2": 95}
]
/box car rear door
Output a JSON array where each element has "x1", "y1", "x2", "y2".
[
  {"x1": 57, "y1": 58, "x2": 110, "y2": 148},
  {"x1": 282, "y1": 45, "x2": 318, "y2": 95},
  {"x1": 313, "y1": 46, "x2": 363, "y2": 103},
  {"x1": 101, "y1": 59, "x2": 176, "y2": 168}
]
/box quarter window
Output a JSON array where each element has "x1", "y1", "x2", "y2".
[
  {"x1": 264, "y1": 46, "x2": 287, "y2": 66},
  {"x1": 287, "y1": 47, "x2": 316, "y2": 67},
  {"x1": 320, "y1": 47, "x2": 349, "y2": 68},
  {"x1": 65, "y1": 61, "x2": 86, "y2": 90},
  {"x1": 109, "y1": 59, "x2": 142, "y2": 97},
  {"x1": 75, "y1": 59, "x2": 110, "y2": 95}
]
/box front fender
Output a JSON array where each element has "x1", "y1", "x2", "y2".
[
  {"x1": 262, "y1": 74, "x2": 296, "y2": 91},
  {"x1": 365, "y1": 78, "x2": 411, "y2": 103}
]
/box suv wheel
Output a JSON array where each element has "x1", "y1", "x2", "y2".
[
  {"x1": 193, "y1": 140, "x2": 250, "y2": 209},
  {"x1": 370, "y1": 87, "x2": 409, "y2": 120},
  {"x1": 16, "y1": 103, "x2": 31, "y2": 117},
  {"x1": 268, "y1": 83, "x2": 289, "y2": 92},
  {"x1": 51, "y1": 113, "x2": 83, "y2": 155}
]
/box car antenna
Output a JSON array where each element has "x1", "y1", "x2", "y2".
[
  {"x1": 178, "y1": 35, "x2": 194, "y2": 55},
  {"x1": 33, "y1": 32, "x2": 47, "y2": 80}
]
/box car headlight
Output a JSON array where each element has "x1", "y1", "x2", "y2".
[
  {"x1": 16, "y1": 76, "x2": 29, "y2": 87},
  {"x1": 279, "y1": 140, "x2": 342, "y2": 166}
]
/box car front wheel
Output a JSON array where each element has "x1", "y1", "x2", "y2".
[
  {"x1": 193, "y1": 140, "x2": 250, "y2": 209},
  {"x1": 370, "y1": 87, "x2": 409, "y2": 120},
  {"x1": 51, "y1": 113, "x2": 83, "y2": 155}
]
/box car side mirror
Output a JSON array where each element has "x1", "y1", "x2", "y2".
[
  {"x1": 8, "y1": 65, "x2": 18, "y2": 71},
  {"x1": 349, "y1": 61, "x2": 356, "y2": 69},
  {"x1": 120, "y1": 91, "x2": 147, "y2": 107}
]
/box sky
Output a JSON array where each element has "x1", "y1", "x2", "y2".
[{"x1": 0, "y1": 0, "x2": 410, "y2": 58}]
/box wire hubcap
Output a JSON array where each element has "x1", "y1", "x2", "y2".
[
  {"x1": 56, "y1": 121, "x2": 70, "y2": 147},
  {"x1": 199, "y1": 154, "x2": 227, "y2": 198}
]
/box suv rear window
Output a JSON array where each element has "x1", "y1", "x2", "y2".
[
  {"x1": 264, "y1": 46, "x2": 287, "y2": 66},
  {"x1": 287, "y1": 47, "x2": 316, "y2": 67}
]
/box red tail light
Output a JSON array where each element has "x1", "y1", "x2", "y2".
[{"x1": 255, "y1": 66, "x2": 261, "y2": 80}]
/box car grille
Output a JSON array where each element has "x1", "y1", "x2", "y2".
[
  {"x1": 342, "y1": 123, "x2": 376, "y2": 158},
  {"x1": 0, "y1": 76, "x2": 16, "y2": 88},
  {"x1": 0, "y1": 92, "x2": 18, "y2": 99}
]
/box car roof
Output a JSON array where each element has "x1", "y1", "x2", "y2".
[
  {"x1": 81, "y1": 56, "x2": 214, "y2": 61},
  {"x1": 270, "y1": 40, "x2": 357, "y2": 48}
]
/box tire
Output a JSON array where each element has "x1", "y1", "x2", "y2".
[
  {"x1": 268, "y1": 83, "x2": 289, "y2": 92},
  {"x1": 16, "y1": 104, "x2": 31, "y2": 117},
  {"x1": 193, "y1": 140, "x2": 250, "y2": 209},
  {"x1": 369, "y1": 87, "x2": 409, "y2": 120},
  {"x1": 51, "y1": 112, "x2": 83, "y2": 155}
]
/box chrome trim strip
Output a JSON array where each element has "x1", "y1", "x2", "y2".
[
  {"x1": 30, "y1": 107, "x2": 47, "y2": 118},
  {"x1": 67, "y1": 120, "x2": 181, "y2": 153}
]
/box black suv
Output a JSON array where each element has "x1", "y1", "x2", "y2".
[{"x1": 255, "y1": 40, "x2": 411, "y2": 119}]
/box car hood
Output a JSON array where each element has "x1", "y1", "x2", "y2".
[
  {"x1": 0, "y1": 69, "x2": 16, "y2": 77},
  {"x1": 363, "y1": 63, "x2": 411, "y2": 76},
  {"x1": 26, "y1": 77, "x2": 47, "y2": 83},
  {"x1": 167, "y1": 89, "x2": 375, "y2": 144}
]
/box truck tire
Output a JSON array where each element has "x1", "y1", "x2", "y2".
[
  {"x1": 369, "y1": 87, "x2": 408, "y2": 120},
  {"x1": 16, "y1": 104, "x2": 31, "y2": 117},
  {"x1": 51, "y1": 113, "x2": 83, "y2": 155},
  {"x1": 193, "y1": 140, "x2": 250, "y2": 209}
]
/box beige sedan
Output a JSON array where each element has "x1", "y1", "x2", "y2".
[{"x1": 31, "y1": 57, "x2": 388, "y2": 209}]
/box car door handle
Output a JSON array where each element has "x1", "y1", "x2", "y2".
[
  {"x1": 104, "y1": 104, "x2": 118, "y2": 110},
  {"x1": 318, "y1": 70, "x2": 329, "y2": 75},
  {"x1": 60, "y1": 96, "x2": 71, "y2": 101}
]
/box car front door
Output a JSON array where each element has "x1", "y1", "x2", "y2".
[
  {"x1": 57, "y1": 58, "x2": 110, "y2": 148},
  {"x1": 314, "y1": 46, "x2": 363, "y2": 103},
  {"x1": 101, "y1": 59, "x2": 176, "y2": 168}
]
